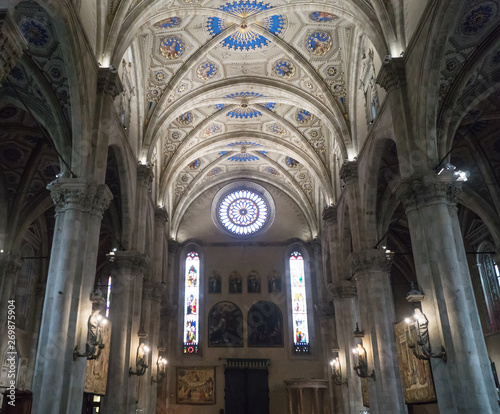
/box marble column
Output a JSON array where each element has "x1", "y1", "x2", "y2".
[
  {"x1": 32, "y1": 178, "x2": 111, "y2": 414},
  {"x1": 101, "y1": 251, "x2": 149, "y2": 414},
  {"x1": 397, "y1": 172, "x2": 500, "y2": 413},
  {"x1": 323, "y1": 205, "x2": 365, "y2": 414},
  {"x1": 349, "y1": 249, "x2": 406, "y2": 414},
  {"x1": 0, "y1": 10, "x2": 27, "y2": 81}
]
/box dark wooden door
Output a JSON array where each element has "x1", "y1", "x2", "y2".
[{"x1": 225, "y1": 369, "x2": 269, "y2": 414}]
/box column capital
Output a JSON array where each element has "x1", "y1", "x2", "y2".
[
  {"x1": 396, "y1": 172, "x2": 461, "y2": 212},
  {"x1": 168, "y1": 238, "x2": 179, "y2": 253},
  {"x1": 314, "y1": 301, "x2": 335, "y2": 319},
  {"x1": 0, "y1": 10, "x2": 28, "y2": 81},
  {"x1": 349, "y1": 248, "x2": 392, "y2": 274},
  {"x1": 309, "y1": 237, "x2": 322, "y2": 258},
  {"x1": 0, "y1": 254, "x2": 22, "y2": 278},
  {"x1": 376, "y1": 57, "x2": 405, "y2": 92},
  {"x1": 339, "y1": 160, "x2": 358, "y2": 184},
  {"x1": 137, "y1": 163, "x2": 154, "y2": 187},
  {"x1": 108, "y1": 251, "x2": 150, "y2": 276},
  {"x1": 155, "y1": 206, "x2": 168, "y2": 224},
  {"x1": 47, "y1": 178, "x2": 93, "y2": 213},
  {"x1": 97, "y1": 67, "x2": 123, "y2": 99},
  {"x1": 322, "y1": 205, "x2": 337, "y2": 224},
  {"x1": 92, "y1": 184, "x2": 113, "y2": 218},
  {"x1": 329, "y1": 280, "x2": 357, "y2": 300}
]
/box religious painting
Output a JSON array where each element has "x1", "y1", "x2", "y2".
[
  {"x1": 394, "y1": 318, "x2": 437, "y2": 404},
  {"x1": 306, "y1": 31, "x2": 332, "y2": 56},
  {"x1": 267, "y1": 270, "x2": 281, "y2": 293},
  {"x1": 247, "y1": 270, "x2": 261, "y2": 293},
  {"x1": 229, "y1": 270, "x2": 242, "y2": 293},
  {"x1": 176, "y1": 367, "x2": 216, "y2": 405},
  {"x1": 208, "y1": 270, "x2": 221, "y2": 293},
  {"x1": 160, "y1": 35, "x2": 184, "y2": 59},
  {"x1": 248, "y1": 301, "x2": 283, "y2": 347},
  {"x1": 84, "y1": 322, "x2": 112, "y2": 395},
  {"x1": 208, "y1": 301, "x2": 243, "y2": 347}
]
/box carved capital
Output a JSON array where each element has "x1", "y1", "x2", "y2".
[
  {"x1": 167, "y1": 239, "x2": 179, "y2": 253},
  {"x1": 0, "y1": 10, "x2": 28, "y2": 81},
  {"x1": 109, "y1": 251, "x2": 150, "y2": 277},
  {"x1": 137, "y1": 164, "x2": 154, "y2": 187},
  {"x1": 322, "y1": 205, "x2": 337, "y2": 223},
  {"x1": 47, "y1": 178, "x2": 94, "y2": 213},
  {"x1": 0, "y1": 254, "x2": 22, "y2": 278},
  {"x1": 155, "y1": 206, "x2": 168, "y2": 224},
  {"x1": 376, "y1": 57, "x2": 405, "y2": 92},
  {"x1": 340, "y1": 160, "x2": 358, "y2": 183},
  {"x1": 314, "y1": 301, "x2": 335, "y2": 318},
  {"x1": 396, "y1": 172, "x2": 461, "y2": 212},
  {"x1": 310, "y1": 237, "x2": 322, "y2": 258},
  {"x1": 91, "y1": 184, "x2": 113, "y2": 218},
  {"x1": 349, "y1": 249, "x2": 392, "y2": 274},
  {"x1": 329, "y1": 280, "x2": 357, "y2": 300},
  {"x1": 97, "y1": 67, "x2": 123, "y2": 99}
]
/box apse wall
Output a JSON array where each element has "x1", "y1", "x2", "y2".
[{"x1": 165, "y1": 182, "x2": 329, "y2": 413}]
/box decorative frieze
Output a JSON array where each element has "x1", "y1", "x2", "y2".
[
  {"x1": 329, "y1": 280, "x2": 357, "y2": 300},
  {"x1": 349, "y1": 249, "x2": 392, "y2": 274},
  {"x1": 0, "y1": 10, "x2": 28, "y2": 81},
  {"x1": 396, "y1": 172, "x2": 461, "y2": 212},
  {"x1": 376, "y1": 57, "x2": 405, "y2": 92},
  {"x1": 97, "y1": 67, "x2": 123, "y2": 99}
]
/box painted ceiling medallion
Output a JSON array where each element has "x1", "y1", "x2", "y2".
[
  {"x1": 227, "y1": 141, "x2": 262, "y2": 147},
  {"x1": 285, "y1": 156, "x2": 300, "y2": 168},
  {"x1": 460, "y1": 3, "x2": 496, "y2": 35},
  {"x1": 225, "y1": 92, "x2": 264, "y2": 98},
  {"x1": 218, "y1": 189, "x2": 269, "y2": 235},
  {"x1": 154, "y1": 17, "x2": 182, "y2": 29},
  {"x1": 227, "y1": 104, "x2": 262, "y2": 119},
  {"x1": 177, "y1": 112, "x2": 193, "y2": 125},
  {"x1": 188, "y1": 159, "x2": 200, "y2": 169},
  {"x1": 265, "y1": 167, "x2": 279, "y2": 175},
  {"x1": 197, "y1": 62, "x2": 218, "y2": 80},
  {"x1": 296, "y1": 109, "x2": 313, "y2": 124},
  {"x1": 21, "y1": 19, "x2": 50, "y2": 47},
  {"x1": 267, "y1": 123, "x2": 286, "y2": 135},
  {"x1": 273, "y1": 59, "x2": 296, "y2": 79},
  {"x1": 206, "y1": 0, "x2": 285, "y2": 51},
  {"x1": 309, "y1": 11, "x2": 338, "y2": 22},
  {"x1": 171, "y1": 131, "x2": 181, "y2": 140},
  {"x1": 160, "y1": 35, "x2": 184, "y2": 59},
  {"x1": 306, "y1": 31, "x2": 332, "y2": 56},
  {"x1": 204, "y1": 124, "x2": 222, "y2": 136},
  {"x1": 326, "y1": 66, "x2": 337, "y2": 76},
  {"x1": 207, "y1": 167, "x2": 222, "y2": 177}
]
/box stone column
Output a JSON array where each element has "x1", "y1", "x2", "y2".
[
  {"x1": 349, "y1": 249, "x2": 406, "y2": 414},
  {"x1": 323, "y1": 205, "x2": 365, "y2": 414},
  {"x1": 0, "y1": 10, "x2": 27, "y2": 81},
  {"x1": 31, "y1": 178, "x2": 111, "y2": 414},
  {"x1": 101, "y1": 251, "x2": 149, "y2": 414},
  {"x1": 397, "y1": 172, "x2": 500, "y2": 413},
  {"x1": 27, "y1": 283, "x2": 46, "y2": 389}
]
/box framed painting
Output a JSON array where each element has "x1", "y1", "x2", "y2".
[
  {"x1": 208, "y1": 301, "x2": 243, "y2": 347},
  {"x1": 248, "y1": 301, "x2": 283, "y2": 347},
  {"x1": 176, "y1": 367, "x2": 216, "y2": 405},
  {"x1": 394, "y1": 318, "x2": 437, "y2": 404}
]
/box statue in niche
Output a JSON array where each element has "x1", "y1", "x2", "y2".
[
  {"x1": 229, "y1": 271, "x2": 242, "y2": 293},
  {"x1": 268, "y1": 270, "x2": 282, "y2": 293},
  {"x1": 208, "y1": 271, "x2": 221, "y2": 293},
  {"x1": 247, "y1": 270, "x2": 260, "y2": 293}
]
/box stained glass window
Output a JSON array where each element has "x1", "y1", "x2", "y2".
[
  {"x1": 218, "y1": 190, "x2": 268, "y2": 235},
  {"x1": 184, "y1": 251, "x2": 200, "y2": 354},
  {"x1": 105, "y1": 276, "x2": 112, "y2": 318},
  {"x1": 290, "y1": 251, "x2": 310, "y2": 353}
]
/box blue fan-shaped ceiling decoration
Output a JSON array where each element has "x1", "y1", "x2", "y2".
[{"x1": 206, "y1": 0, "x2": 285, "y2": 51}]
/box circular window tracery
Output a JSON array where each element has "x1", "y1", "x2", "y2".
[{"x1": 218, "y1": 190, "x2": 268, "y2": 235}]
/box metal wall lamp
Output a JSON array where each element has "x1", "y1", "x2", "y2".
[
  {"x1": 352, "y1": 344, "x2": 376, "y2": 380},
  {"x1": 406, "y1": 309, "x2": 447, "y2": 362},
  {"x1": 73, "y1": 310, "x2": 107, "y2": 361},
  {"x1": 151, "y1": 356, "x2": 168, "y2": 384},
  {"x1": 129, "y1": 343, "x2": 150, "y2": 376}
]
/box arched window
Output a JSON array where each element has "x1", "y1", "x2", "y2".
[
  {"x1": 289, "y1": 251, "x2": 310, "y2": 354},
  {"x1": 477, "y1": 242, "x2": 500, "y2": 333},
  {"x1": 183, "y1": 251, "x2": 200, "y2": 354},
  {"x1": 105, "y1": 276, "x2": 112, "y2": 318}
]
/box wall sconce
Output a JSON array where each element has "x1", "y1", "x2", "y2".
[
  {"x1": 352, "y1": 343, "x2": 376, "y2": 380},
  {"x1": 406, "y1": 309, "x2": 447, "y2": 362},
  {"x1": 151, "y1": 356, "x2": 168, "y2": 384},
  {"x1": 73, "y1": 309, "x2": 107, "y2": 360},
  {"x1": 330, "y1": 351, "x2": 346, "y2": 386},
  {"x1": 129, "y1": 343, "x2": 150, "y2": 376}
]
